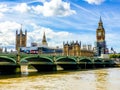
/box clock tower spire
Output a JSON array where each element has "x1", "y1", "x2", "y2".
[
  {"x1": 42, "y1": 31, "x2": 48, "y2": 46},
  {"x1": 95, "y1": 17, "x2": 107, "y2": 56}
]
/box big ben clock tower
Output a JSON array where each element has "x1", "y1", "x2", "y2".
[{"x1": 95, "y1": 17, "x2": 107, "y2": 56}]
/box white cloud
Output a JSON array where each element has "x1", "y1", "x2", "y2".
[
  {"x1": 32, "y1": 0, "x2": 76, "y2": 17},
  {"x1": 0, "y1": 13, "x2": 4, "y2": 18},
  {"x1": 0, "y1": 21, "x2": 20, "y2": 33},
  {"x1": 0, "y1": 4, "x2": 9, "y2": 12},
  {"x1": 0, "y1": 1, "x2": 75, "y2": 17},
  {"x1": 84, "y1": 0, "x2": 105, "y2": 5},
  {"x1": 38, "y1": 0, "x2": 46, "y2": 3},
  {"x1": 0, "y1": 21, "x2": 21, "y2": 47},
  {"x1": 0, "y1": 4, "x2": 9, "y2": 18},
  {"x1": 14, "y1": 3, "x2": 31, "y2": 13}
]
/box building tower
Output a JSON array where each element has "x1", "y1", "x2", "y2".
[
  {"x1": 63, "y1": 41, "x2": 69, "y2": 56},
  {"x1": 42, "y1": 32, "x2": 48, "y2": 46},
  {"x1": 95, "y1": 17, "x2": 107, "y2": 56},
  {"x1": 63, "y1": 41, "x2": 81, "y2": 56},
  {"x1": 16, "y1": 25, "x2": 27, "y2": 51}
]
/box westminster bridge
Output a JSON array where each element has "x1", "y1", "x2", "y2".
[{"x1": 0, "y1": 53, "x2": 116, "y2": 74}]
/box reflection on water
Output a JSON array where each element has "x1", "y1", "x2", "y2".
[{"x1": 0, "y1": 68, "x2": 120, "y2": 90}]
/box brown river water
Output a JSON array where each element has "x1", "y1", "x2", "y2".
[{"x1": 0, "y1": 68, "x2": 120, "y2": 90}]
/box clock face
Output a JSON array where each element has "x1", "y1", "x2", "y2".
[{"x1": 98, "y1": 32, "x2": 101, "y2": 36}]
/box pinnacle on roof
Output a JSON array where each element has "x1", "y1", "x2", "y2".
[
  {"x1": 42, "y1": 31, "x2": 47, "y2": 42},
  {"x1": 99, "y1": 16, "x2": 103, "y2": 24},
  {"x1": 98, "y1": 16, "x2": 104, "y2": 29}
]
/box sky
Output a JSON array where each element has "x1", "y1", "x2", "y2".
[{"x1": 0, "y1": 0, "x2": 120, "y2": 52}]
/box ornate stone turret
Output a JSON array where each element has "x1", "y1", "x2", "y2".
[
  {"x1": 42, "y1": 32, "x2": 48, "y2": 46},
  {"x1": 16, "y1": 25, "x2": 27, "y2": 51}
]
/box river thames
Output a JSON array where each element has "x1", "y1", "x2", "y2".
[{"x1": 0, "y1": 68, "x2": 120, "y2": 90}]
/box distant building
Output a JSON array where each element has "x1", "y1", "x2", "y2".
[
  {"x1": 20, "y1": 47, "x2": 38, "y2": 54},
  {"x1": 31, "y1": 42, "x2": 38, "y2": 47},
  {"x1": 20, "y1": 31, "x2": 63, "y2": 55},
  {"x1": 20, "y1": 46, "x2": 63, "y2": 55},
  {"x1": 63, "y1": 41, "x2": 94, "y2": 57},
  {"x1": 16, "y1": 25, "x2": 27, "y2": 51},
  {"x1": 94, "y1": 17, "x2": 108, "y2": 56}
]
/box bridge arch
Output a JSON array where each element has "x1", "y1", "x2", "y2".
[
  {"x1": 0, "y1": 56, "x2": 17, "y2": 74},
  {"x1": 0, "y1": 56, "x2": 16, "y2": 64},
  {"x1": 79, "y1": 58, "x2": 92, "y2": 62},
  {"x1": 79, "y1": 57, "x2": 93, "y2": 69},
  {"x1": 104, "y1": 59, "x2": 115, "y2": 67},
  {"x1": 55, "y1": 56, "x2": 78, "y2": 70},
  {"x1": 94, "y1": 58, "x2": 103, "y2": 62},
  {"x1": 56, "y1": 56, "x2": 76, "y2": 63},
  {"x1": 21, "y1": 55, "x2": 53, "y2": 63},
  {"x1": 21, "y1": 56, "x2": 55, "y2": 72},
  {"x1": 94, "y1": 58, "x2": 103, "y2": 68}
]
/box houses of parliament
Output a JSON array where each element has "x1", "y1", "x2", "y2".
[
  {"x1": 15, "y1": 17, "x2": 108, "y2": 57},
  {"x1": 63, "y1": 17, "x2": 108, "y2": 57}
]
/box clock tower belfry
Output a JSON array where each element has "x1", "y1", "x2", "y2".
[
  {"x1": 95, "y1": 17, "x2": 107, "y2": 56},
  {"x1": 96, "y1": 17, "x2": 105, "y2": 42}
]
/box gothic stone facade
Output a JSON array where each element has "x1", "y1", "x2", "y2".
[
  {"x1": 63, "y1": 41, "x2": 94, "y2": 57},
  {"x1": 16, "y1": 29, "x2": 27, "y2": 51}
]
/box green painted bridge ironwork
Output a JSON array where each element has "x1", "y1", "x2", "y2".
[
  {"x1": 0, "y1": 55, "x2": 18, "y2": 74},
  {"x1": 0, "y1": 53, "x2": 116, "y2": 73}
]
